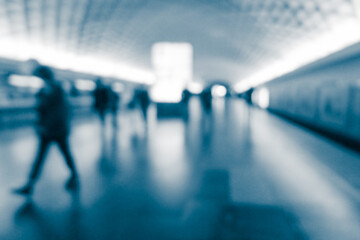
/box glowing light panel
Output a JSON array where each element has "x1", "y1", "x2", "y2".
[
  {"x1": 252, "y1": 87, "x2": 270, "y2": 109},
  {"x1": 235, "y1": 19, "x2": 360, "y2": 93},
  {"x1": 211, "y1": 85, "x2": 227, "y2": 98},
  {"x1": 187, "y1": 81, "x2": 203, "y2": 94},
  {"x1": 0, "y1": 39, "x2": 155, "y2": 85},
  {"x1": 111, "y1": 82, "x2": 125, "y2": 93},
  {"x1": 150, "y1": 42, "x2": 193, "y2": 103},
  {"x1": 75, "y1": 79, "x2": 96, "y2": 91},
  {"x1": 8, "y1": 75, "x2": 44, "y2": 89}
]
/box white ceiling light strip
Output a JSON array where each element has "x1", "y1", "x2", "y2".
[
  {"x1": 0, "y1": 38, "x2": 155, "y2": 84},
  {"x1": 235, "y1": 18, "x2": 360, "y2": 93},
  {"x1": 353, "y1": 0, "x2": 360, "y2": 17}
]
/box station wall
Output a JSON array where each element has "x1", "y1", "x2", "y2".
[{"x1": 265, "y1": 53, "x2": 360, "y2": 143}]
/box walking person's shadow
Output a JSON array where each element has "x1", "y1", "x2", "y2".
[
  {"x1": 14, "y1": 190, "x2": 83, "y2": 240},
  {"x1": 98, "y1": 126, "x2": 118, "y2": 178}
]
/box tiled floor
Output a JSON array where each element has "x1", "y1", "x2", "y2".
[{"x1": 0, "y1": 98, "x2": 359, "y2": 240}]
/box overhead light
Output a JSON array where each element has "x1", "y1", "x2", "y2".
[
  {"x1": 233, "y1": 81, "x2": 251, "y2": 94},
  {"x1": 111, "y1": 82, "x2": 125, "y2": 93},
  {"x1": 150, "y1": 84, "x2": 182, "y2": 103},
  {"x1": 8, "y1": 74, "x2": 44, "y2": 88},
  {"x1": 252, "y1": 87, "x2": 270, "y2": 109},
  {"x1": 238, "y1": 19, "x2": 360, "y2": 89},
  {"x1": 150, "y1": 42, "x2": 193, "y2": 103},
  {"x1": 187, "y1": 82, "x2": 203, "y2": 94},
  {"x1": 211, "y1": 85, "x2": 227, "y2": 98},
  {"x1": 0, "y1": 38, "x2": 155, "y2": 84},
  {"x1": 75, "y1": 79, "x2": 96, "y2": 91}
]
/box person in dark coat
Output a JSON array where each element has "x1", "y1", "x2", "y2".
[
  {"x1": 181, "y1": 89, "x2": 192, "y2": 121},
  {"x1": 135, "y1": 88, "x2": 151, "y2": 122},
  {"x1": 181, "y1": 89, "x2": 191, "y2": 105},
  {"x1": 108, "y1": 88, "x2": 120, "y2": 127},
  {"x1": 200, "y1": 88, "x2": 212, "y2": 114},
  {"x1": 93, "y1": 79, "x2": 109, "y2": 124},
  {"x1": 199, "y1": 88, "x2": 213, "y2": 135},
  {"x1": 14, "y1": 66, "x2": 79, "y2": 195}
]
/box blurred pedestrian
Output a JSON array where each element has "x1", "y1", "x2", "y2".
[
  {"x1": 128, "y1": 88, "x2": 151, "y2": 137},
  {"x1": 92, "y1": 79, "x2": 109, "y2": 125},
  {"x1": 108, "y1": 88, "x2": 120, "y2": 127},
  {"x1": 200, "y1": 88, "x2": 213, "y2": 133},
  {"x1": 14, "y1": 66, "x2": 79, "y2": 195},
  {"x1": 181, "y1": 89, "x2": 191, "y2": 121},
  {"x1": 136, "y1": 88, "x2": 151, "y2": 122},
  {"x1": 200, "y1": 88, "x2": 212, "y2": 114}
]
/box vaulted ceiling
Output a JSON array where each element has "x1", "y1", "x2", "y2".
[{"x1": 0, "y1": 0, "x2": 359, "y2": 88}]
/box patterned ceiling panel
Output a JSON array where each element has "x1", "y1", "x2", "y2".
[{"x1": 0, "y1": 0, "x2": 359, "y2": 84}]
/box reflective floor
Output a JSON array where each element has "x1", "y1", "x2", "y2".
[{"x1": 1, "y1": 98, "x2": 360, "y2": 240}]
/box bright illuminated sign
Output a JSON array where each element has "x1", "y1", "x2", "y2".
[
  {"x1": 150, "y1": 42, "x2": 193, "y2": 103},
  {"x1": 8, "y1": 74, "x2": 44, "y2": 88},
  {"x1": 75, "y1": 79, "x2": 96, "y2": 91},
  {"x1": 252, "y1": 87, "x2": 270, "y2": 109},
  {"x1": 211, "y1": 85, "x2": 227, "y2": 98},
  {"x1": 0, "y1": 39, "x2": 155, "y2": 84}
]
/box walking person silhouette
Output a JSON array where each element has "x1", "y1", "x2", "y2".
[
  {"x1": 14, "y1": 66, "x2": 79, "y2": 195},
  {"x1": 92, "y1": 78, "x2": 110, "y2": 125}
]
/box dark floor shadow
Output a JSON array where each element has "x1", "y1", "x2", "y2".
[
  {"x1": 98, "y1": 128, "x2": 118, "y2": 177},
  {"x1": 215, "y1": 203, "x2": 307, "y2": 240},
  {"x1": 200, "y1": 111, "x2": 214, "y2": 159},
  {"x1": 66, "y1": 190, "x2": 83, "y2": 240},
  {"x1": 14, "y1": 199, "x2": 56, "y2": 240},
  {"x1": 130, "y1": 132, "x2": 149, "y2": 157},
  {"x1": 181, "y1": 202, "x2": 306, "y2": 240},
  {"x1": 14, "y1": 192, "x2": 84, "y2": 240}
]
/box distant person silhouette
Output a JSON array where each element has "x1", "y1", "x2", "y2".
[
  {"x1": 181, "y1": 89, "x2": 191, "y2": 105},
  {"x1": 128, "y1": 88, "x2": 151, "y2": 137},
  {"x1": 135, "y1": 88, "x2": 151, "y2": 122},
  {"x1": 108, "y1": 88, "x2": 120, "y2": 127},
  {"x1": 181, "y1": 89, "x2": 191, "y2": 120},
  {"x1": 200, "y1": 88, "x2": 213, "y2": 134},
  {"x1": 244, "y1": 88, "x2": 254, "y2": 104},
  {"x1": 200, "y1": 88, "x2": 212, "y2": 114},
  {"x1": 93, "y1": 79, "x2": 109, "y2": 125},
  {"x1": 14, "y1": 66, "x2": 79, "y2": 195}
]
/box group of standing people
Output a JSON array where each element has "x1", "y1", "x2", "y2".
[{"x1": 13, "y1": 65, "x2": 213, "y2": 196}]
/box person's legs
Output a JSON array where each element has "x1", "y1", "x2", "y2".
[
  {"x1": 99, "y1": 109, "x2": 106, "y2": 125},
  {"x1": 141, "y1": 105, "x2": 147, "y2": 121},
  {"x1": 13, "y1": 136, "x2": 51, "y2": 195},
  {"x1": 56, "y1": 136, "x2": 79, "y2": 189},
  {"x1": 140, "y1": 105, "x2": 149, "y2": 136},
  {"x1": 112, "y1": 110, "x2": 118, "y2": 127},
  {"x1": 29, "y1": 136, "x2": 51, "y2": 180}
]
